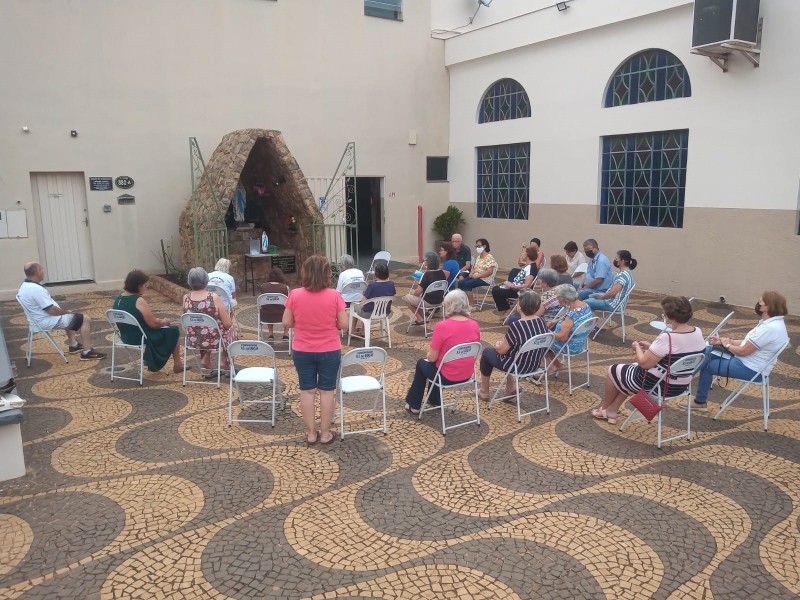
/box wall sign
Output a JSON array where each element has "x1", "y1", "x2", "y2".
[
  {"x1": 89, "y1": 177, "x2": 113, "y2": 191},
  {"x1": 115, "y1": 176, "x2": 134, "y2": 189},
  {"x1": 271, "y1": 255, "x2": 296, "y2": 273}
]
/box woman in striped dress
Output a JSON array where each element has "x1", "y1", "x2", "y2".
[
  {"x1": 585, "y1": 250, "x2": 637, "y2": 312},
  {"x1": 591, "y1": 296, "x2": 705, "y2": 425},
  {"x1": 479, "y1": 291, "x2": 549, "y2": 399}
]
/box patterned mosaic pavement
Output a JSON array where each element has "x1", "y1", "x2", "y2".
[{"x1": 1, "y1": 273, "x2": 799, "y2": 599}]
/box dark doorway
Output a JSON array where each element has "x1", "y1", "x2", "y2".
[{"x1": 346, "y1": 177, "x2": 384, "y2": 264}]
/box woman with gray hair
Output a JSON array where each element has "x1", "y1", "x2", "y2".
[
  {"x1": 335, "y1": 253, "x2": 365, "y2": 306},
  {"x1": 182, "y1": 266, "x2": 238, "y2": 374},
  {"x1": 479, "y1": 290, "x2": 549, "y2": 400},
  {"x1": 403, "y1": 252, "x2": 447, "y2": 326},
  {"x1": 208, "y1": 257, "x2": 237, "y2": 311},
  {"x1": 542, "y1": 283, "x2": 593, "y2": 376},
  {"x1": 506, "y1": 268, "x2": 561, "y2": 328},
  {"x1": 404, "y1": 290, "x2": 480, "y2": 414}
]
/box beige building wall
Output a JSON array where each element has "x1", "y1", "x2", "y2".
[
  {"x1": 445, "y1": 1, "x2": 800, "y2": 310},
  {"x1": 0, "y1": 0, "x2": 449, "y2": 297}
]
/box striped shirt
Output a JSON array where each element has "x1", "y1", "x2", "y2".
[
  {"x1": 609, "y1": 270, "x2": 634, "y2": 311},
  {"x1": 500, "y1": 317, "x2": 549, "y2": 375}
]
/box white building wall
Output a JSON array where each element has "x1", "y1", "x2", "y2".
[
  {"x1": 0, "y1": 0, "x2": 449, "y2": 296},
  {"x1": 446, "y1": 0, "x2": 800, "y2": 308}
]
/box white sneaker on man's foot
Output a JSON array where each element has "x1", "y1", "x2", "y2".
[{"x1": 678, "y1": 398, "x2": 708, "y2": 412}]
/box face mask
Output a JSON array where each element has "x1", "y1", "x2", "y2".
[
  {"x1": 755, "y1": 301, "x2": 763, "y2": 317},
  {"x1": 585, "y1": 249, "x2": 596, "y2": 259},
  {"x1": 475, "y1": 246, "x2": 484, "y2": 255},
  {"x1": 613, "y1": 259, "x2": 619, "y2": 268}
]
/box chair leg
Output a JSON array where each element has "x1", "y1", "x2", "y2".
[
  {"x1": 182, "y1": 343, "x2": 188, "y2": 387},
  {"x1": 364, "y1": 323, "x2": 371, "y2": 347},
  {"x1": 763, "y1": 378, "x2": 770, "y2": 431},
  {"x1": 139, "y1": 344, "x2": 145, "y2": 386},
  {"x1": 26, "y1": 330, "x2": 33, "y2": 367}
]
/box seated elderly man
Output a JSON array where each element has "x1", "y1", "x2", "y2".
[
  {"x1": 451, "y1": 233, "x2": 472, "y2": 273},
  {"x1": 577, "y1": 238, "x2": 613, "y2": 300},
  {"x1": 17, "y1": 261, "x2": 106, "y2": 360},
  {"x1": 207, "y1": 257, "x2": 237, "y2": 312}
]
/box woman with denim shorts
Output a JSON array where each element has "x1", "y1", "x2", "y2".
[{"x1": 283, "y1": 255, "x2": 349, "y2": 445}]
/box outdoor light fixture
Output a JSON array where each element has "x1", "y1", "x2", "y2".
[
  {"x1": 556, "y1": 2, "x2": 568, "y2": 11},
  {"x1": 70, "y1": 130, "x2": 78, "y2": 137}
]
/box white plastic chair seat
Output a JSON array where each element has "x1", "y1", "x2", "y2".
[
  {"x1": 341, "y1": 375, "x2": 382, "y2": 393},
  {"x1": 234, "y1": 367, "x2": 276, "y2": 384}
]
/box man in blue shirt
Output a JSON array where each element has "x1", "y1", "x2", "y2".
[{"x1": 578, "y1": 239, "x2": 614, "y2": 300}]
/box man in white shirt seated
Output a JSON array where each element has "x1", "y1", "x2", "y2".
[
  {"x1": 335, "y1": 254, "x2": 365, "y2": 306},
  {"x1": 208, "y1": 257, "x2": 237, "y2": 312},
  {"x1": 17, "y1": 262, "x2": 106, "y2": 360}
]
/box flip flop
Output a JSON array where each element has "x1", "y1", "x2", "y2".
[
  {"x1": 591, "y1": 408, "x2": 617, "y2": 425},
  {"x1": 0, "y1": 394, "x2": 25, "y2": 411},
  {"x1": 307, "y1": 430, "x2": 320, "y2": 446},
  {"x1": 320, "y1": 430, "x2": 337, "y2": 445},
  {"x1": 404, "y1": 403, "x2": 420, "y2": 415},
  {"x1": 478, "y1": 392, "x2": 490, "y2": 401}
]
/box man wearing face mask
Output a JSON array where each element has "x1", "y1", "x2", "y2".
[
  {"x1": 578, "y1": 239, "x2": 614, "y2": 300},
  {"x1": 683, "y1": 290, "x2": 790, "y2": 412},
  {"x1": 457, "y1": 238, "x2": 498, "y2": 306}
]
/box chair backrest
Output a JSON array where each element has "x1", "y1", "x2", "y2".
[
  {"x1": 256, "y1": 292, "x2": 288, "y2": 325},
  {"x1": 207, "y1": 283, "x2": 232, "y2": 311},
  {"x1": 486, "y1": 264, "x2": 499, "y2": 284},
  {"x1": 359, "y1": 296, "x2": 394, "y2": 320},
  {"x1": 761, "y1": 340, "x2": 790, "y2": 377},
  {"x1": 438, "y1": 341, "x2": 482, "y2": 368},
  {"x1": 369, "y1": 251, "x2": 391, "y2": 270},
  {"x1": 341, "y1": 346, "x2": 388, "y2": 369},
  {"x1": 421, "y1": 279, "x2": 449, "y2": 306},
  {"x1": 618, "y1": 282, "x2": 636, "y2": 310},
  {"x1": 180, "y1": 312, "x2": 221, "y2": 348},
  {"x1": 341, "y1": 280, "x2": 367, "y2": 298},
  {"x1": 645, "y1": 351, "x2": 706, "y2": 398},
  {"x1": 227, "y1": 340, "x2": 275, "y2": 361},
  {"x1": 16, "y1": 294, "x2": 50, "y2": 332},
  {"x1": 511, "y1": 332, "x2": 555, "y2": 376},
  {"x1": 705, "y1": 311, "x2": 735, "y2": 342},
  {"x1": 106, "y1": 309, "x2": 147, "y2": 341},
  {"x1": 563, "y1": 315, "x2": 598, "y2": 354}
]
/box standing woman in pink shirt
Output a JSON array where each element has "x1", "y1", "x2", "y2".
[{"x1": 283, "y1": 255, "x2": 349, "y2": 445}]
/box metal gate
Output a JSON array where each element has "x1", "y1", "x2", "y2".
[
  {"x1": 312, "y1": 142, "x2": 358, "y2": 267},
  {"x1": 190, "y1": 137, "x2": 228, "y2": 271}
]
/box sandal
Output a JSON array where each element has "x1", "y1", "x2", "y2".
[
  {"x1": 319, "y1": 430, "x2": 337, "y2": 445},
  {"x1": 172, "y1": 364, "x2": 190, "y2": 374},
  {"x1": 591, "y1": 408, "x2": 617, "y2": 425},
  {"x1": 478, "y1": 392, "x2": 490, "y2": 401},
  {"x1": 307, "y1": 430, "x2": 319, "y2": 446},
  {"x1": 404, "y1": 403, "x2": 420, "y2": 415}
]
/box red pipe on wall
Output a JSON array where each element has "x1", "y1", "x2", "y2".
[{"x1": 417, "y1": 205, "x2": 423, "y2": 262}]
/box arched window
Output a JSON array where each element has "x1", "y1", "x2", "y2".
[
  {"x1": 479, "y1": 78, "x2": 531, "y2": 123},
  {"x1": 604, "y1": 50, "x2": 691, "y2": 108}
]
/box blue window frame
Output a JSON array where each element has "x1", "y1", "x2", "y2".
[
  {"x1": 479, "y1": 79, "x2": 531, "y2": 124},
  {"x1": 477, "y1": 143, "x2": 530, "y2": 220},
  {"x1": 605, "y1": 50, "x2": 691, "y2": 107},
  {"x1": 365, "y1": 0, "x2": 402, "y2": 21},
  {"x1": 600, "y1": 130, "x2": 689, "y2": 228}
]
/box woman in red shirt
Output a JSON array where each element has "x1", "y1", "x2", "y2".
[{"x1": 283, "y1": 255, "x2": 349, "y2": 444}]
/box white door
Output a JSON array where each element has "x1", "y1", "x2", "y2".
[{"x1": 30, "y1": 172, "x2": 94, "y2": 282}]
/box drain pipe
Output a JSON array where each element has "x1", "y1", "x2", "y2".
[{"x1": 417, "y1": 205, "x2": 423, "y2": 262}]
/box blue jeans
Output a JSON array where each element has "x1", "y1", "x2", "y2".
[
  {"x1": 405, "y1": 358, "x2": 464, "y2": 410},
  {"x1": 585, "y1": 297, "x2": 614, "y2": 312},
  {"x1": 695, "y1": 346, "x2": 760, "y2": 404},
  {"x1": 578, "y1": 288, "x2": 606, "y2": 300},
  {"x1": 457, "y1": 277, "x2": 489, "y2": 292},
  {"x1": 292, "y1": 350, "x2": 341, "y2": 391}
]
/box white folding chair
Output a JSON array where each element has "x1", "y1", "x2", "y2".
[
  {"x1": 540, "y1": 316, "x2": 598, "y2": 395},
  {"x1": 419, "y1": 342, "x2": 482, "y2": 435},
  {"x1": 475, "y1": 264, "x2": 499, "y2": 311},
  {"x1": 105, "y1": 309, "x2": 146, "y2": 385},
  {"x1": 256, "y1": 293, "x2": 292, "y2": 352},
  {"x1": 207, "y1": 282, "x2": 234, "y2": 314},
  {"x1": 364, "y1": 251, "x2": 391, "y2": 282},
  {"x1": 348, "y1": 296, "x2": 393, "y2": 348},
  {"x1": 16, "y1": 295, "x2": 68, "y2": 367},
  {"x1": 340, "y1": 280, "x2": 367, "y2": 303},
  {"x1": 619, "y1": 352, "x2": 706, "y2": 448},
  {"x1": 488, "y1": 332, "x2": 555, "y2": 422},
  {"x1": 406, "y1": 279, "x2": 449, "y2": 338},
  {"x1": 502, "y1": 274, "x2": 537, "y2": 321},
  {"x1": 180, "y1": 312, "x2": 223, "y2": 387},
  {"x1": 227, "y1": 341, "x2": 283, "y2": 427},
  {"x1": 704, "y1": 311, "x2": 736, "y2": 343},
  {"x1": 592, "y1": 283, "x2": 636, "y2": 343},
  {"x1": 713, "y1": 341, "x2": 790, "y2": 431},
  {"x1": 338, "y1": 347, "x2": 388, "y2": 438},
  {"x1": 409, "y1": 261, "x2": 426, "y2": 292}
]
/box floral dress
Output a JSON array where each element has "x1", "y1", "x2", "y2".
[{"x1": 182, "y1": 292, "x2": 238, "y2": 351}]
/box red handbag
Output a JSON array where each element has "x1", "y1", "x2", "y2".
[{"x1": 629, "y1": 333, "x2": 672, "y2": 422}]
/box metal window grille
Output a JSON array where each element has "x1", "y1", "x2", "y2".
[
  {"x1": 477, "y1": 143, "x2": 530, "y2": 220},
  {"x1": 600, "y1": 129, "x2": 689, "y2": 228},
  {"x1": 479, "y1": 79, "x2": 531, "y2": 124},
  {"x1": 605, "y1": 50, "x2": 691, "y2": 108}
]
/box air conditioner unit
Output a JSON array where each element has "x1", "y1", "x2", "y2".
[{"x1": 692, "y1": 0, "x2": 760, "y2": 51}]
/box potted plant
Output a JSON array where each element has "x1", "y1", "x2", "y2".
[{"x1": 432, "y1": 205, "x2": 466, "y2": 246}]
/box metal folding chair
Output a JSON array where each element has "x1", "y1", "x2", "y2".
[
  {"x1": 207, "y1": 282, "x2": 234, "y2": 314},
  {"x1": 338, "y1": 347, "x2": 388, "y2": 438},
  {"x1": 364, "y1": 251, "x2": 391, "y2": 282},
  {"x1": 180, "y1": 312, "x2": 223, "y2": 387},
  {"x1": 256, "y1": 292, "x2": 292, "y2": 352},
  {"x1": 592, "y1": 283, "x2": 636, "y2": 343},
  {"x1": 488, "y1": 332, "x2": 555, "y2": 421},
  {"x1": 419, "y1": 342, "x2": 482, "y2": 434},
  {"x1": 540, "y1": 316, "x2": 598, "y2": 395},
  {"x1": 619, "y1": 352, "x2": 706, "y2": 448},
  {"x1": 227, "y1": 341, "x2": 283, "y2": 427},
  {"x1": 348, "y1": 296, "x2": 394, "y2": 348},
  {"x1": 475, "y1": 264, "x2": 499, "y2": 311},
  {"x1": 713, "y1": 341, "x2": 790, "y2": 431},
  {"x1": 340, "y1": 280, "x2": 367, "y2": 303},
  {"x1": 406, "y1": 279, "x2": 449, "y2": 337},
  {"x1": 105, "y1": 309, "x2": 146, "y2": 385},
  {"x1": 704, "y1": 311, "x2": 736, "y2": 342},
  {"x1": 16, "y1": 294, "x2": 68, "y2": 367}
]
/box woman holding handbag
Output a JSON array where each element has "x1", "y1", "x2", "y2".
[{"x1": 591, "y1": 296, "x2": 704, "y2": 425}]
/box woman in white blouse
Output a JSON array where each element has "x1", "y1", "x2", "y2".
[{"x1": 564, "y1": 241, "x2": 588, "y2": 287}]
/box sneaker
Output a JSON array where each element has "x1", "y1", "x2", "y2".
[
  {"x1": 67, "y1": 343, "x2": 84, "y2": 354},
  {"x1": 80, "y1": 348, "x2": 107, "y2": 360},
  {"x1": 678, "y1": 398, "x2": 708, "y2": 412}
]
